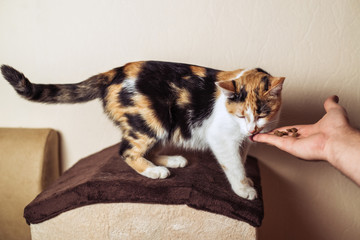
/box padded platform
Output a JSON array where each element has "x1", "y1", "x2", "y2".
[
  {"x1": 30, "y1": 203, "x2": 257, "y2": 240},
  {"x1": 24, "y1": 143, "x2": 264, "y2": 227}
]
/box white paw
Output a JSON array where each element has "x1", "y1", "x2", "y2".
[
  {"x1": 233, "y1": 185, "x2": 257, "y2": 200},
  {"x1": 165, "y1": 156, "x2": 188, "y2": 168},
  {"x1": 154, "y1": 155, "x2": 188, "y2": 168},
  {"x1": 141, "y1": 166, "x2": 170, "y2": 179}
]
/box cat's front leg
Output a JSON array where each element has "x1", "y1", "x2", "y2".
[{"x1": 207, "y1": 138, "x2": 257, "y2": 200}]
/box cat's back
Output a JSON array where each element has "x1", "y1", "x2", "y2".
[{"x1": 103, "y1": 60, "x2": 221, "y2": 139}]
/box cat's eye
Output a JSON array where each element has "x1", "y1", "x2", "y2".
[{"x1": 228, "y1": 94, "x2": 238, "y2": 101}]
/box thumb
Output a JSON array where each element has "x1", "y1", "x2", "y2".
[{"x1": 324, "y1": 95, "x2": 340, "y2": 113}]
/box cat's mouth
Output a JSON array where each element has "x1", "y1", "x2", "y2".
[
  {"x1": 249, "y1": 127, "x2": 264, "y2": 141},
  {"x1": 250, "y1": 127, "x2": 263, "y2": 135}
]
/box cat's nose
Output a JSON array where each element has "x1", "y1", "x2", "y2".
[
  {"x1": 250, "y1": 127, "x2": 263, "y2": 135},
  {"x1": 250, "y1": 129, "x2": 257, "y2": 134}
]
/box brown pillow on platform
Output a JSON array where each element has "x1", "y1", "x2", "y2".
[{"x1": 24, "y1": 143, "x2": 264, "y2": 227}]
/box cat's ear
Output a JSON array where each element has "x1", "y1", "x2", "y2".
[
  {"x1": 215, "y1": 80, "x2": 235, "y2": 97},
  {"x1": 267, "y1": 77, "x2": 285, "y2": 96}
]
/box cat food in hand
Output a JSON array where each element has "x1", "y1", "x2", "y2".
[{"x1": 274, "y1": 128, "x2": 299, "y2": 137}]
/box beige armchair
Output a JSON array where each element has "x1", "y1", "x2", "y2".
[{"x1": 0, "y1": 128, "x2": 60, "y2": 240}]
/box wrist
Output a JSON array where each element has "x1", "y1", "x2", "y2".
[{"x1": 326, "y1": 126, "x2": 360, "y2": 167}]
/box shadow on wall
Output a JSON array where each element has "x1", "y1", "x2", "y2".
[
  {"x1": 278, "y1": 96, "x2": 325, "y2": 127},
  {"x1": 251, "y1": 100, "x2": 327, "y2": 239},
  {"x1": 257, "y1": 159, "x2": 324, "y2": 240}
]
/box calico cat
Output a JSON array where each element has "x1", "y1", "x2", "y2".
[{"x1": 1, "y1": 61, "x2": 285, "y2": 200}]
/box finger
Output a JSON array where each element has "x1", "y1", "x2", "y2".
[
  {"x1": 324, "y1": 95, "x2": 341, "y2": 113},
  {"x1": 252, "y1": 133, "x2": 277, "y2": 143},
  {"x1": 253, "y1": 133, "x2": 297, "y2": 152},
  {"x1": 254, "y1": 133, "x2": 325, "y2": 160}
]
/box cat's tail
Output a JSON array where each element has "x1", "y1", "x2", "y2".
[{"x1": 1, "y1": 65, "x2": 108, "y2": 103}]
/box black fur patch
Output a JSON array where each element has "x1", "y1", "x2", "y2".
[
  {"x1": 125, "y1": 113, "x2": 156, "y2": 138},
  {"x1": 119, "y1": 139, "x2": 132, "y2": 156},
  {"x1": 232, "y1": 80, "x2": 237, "y2": 92},
  {"x1": 261, "y1": 76, "x2": 269, "y2": 91},
  {"x1": 134, "y1": 61, "x2": 218, "y2": 139},
  {"x1": 189, "y1": 68, "x2": 218, "y2": 124},
  {"x1": 1, "y1": 65, "x2": 33, "y2": 97},
  {"x1": 135, "y1": 61, "x2": 181, "y2": 132},
  {"x1": 256, "y1": 98, "x2": 271, "y2": 115},
  {"x1": 229, "y1": 85, "x2": 247, "y2": 102},
  {"x1": 256, "y1": 68, "x2": 270, "y2": 75},
  {"x1": 47, "y1": 84, "x2": 61, "y2": 98},
  {"x1": 30, "y1": 84, "x2": 45, "y2": 101},
  {"x1": 118, "y1": 88, "x2": 134, "y2": 107},
  {"x1": 169, "y1": 104, "x2": 191, "y2": 140},
  {"x1": 239, "y1": 86, "x2": 248, "y2": 102},
  {"x1": 128, "y1": 131, "x2": 138, "y2": 139},
  {"x1": 112, "y1": 67, "x2": 126, "y2": 84}
]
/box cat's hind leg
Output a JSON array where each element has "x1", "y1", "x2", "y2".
[
  {"x1": 152, "y1": 155, "x2": 188, "y2": 168},
  {"x1": 119, "y1": 133, "x2": 170, "y2": 179}
]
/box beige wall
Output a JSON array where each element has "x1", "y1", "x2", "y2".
[{"x1": 0, "y1": 0, "x2": 359, "y2": 239}]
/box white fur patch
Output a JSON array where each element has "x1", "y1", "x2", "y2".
[
  {"x1": 235, "y1": 68, "x2": 250, "y2": 79},
  {"x1": 141, "y1": 166, "x2": 170, "y2": 179},
  {"x1": 203, "y1": 94, "x2": 258, "y2": 200},
  {"x1": 122, "y1": 78, "x2": 136, "y2": 93},
  {"x1": 171, "y1": 116, "x2": 214, "y2": 151},
  {"x1": 245, "y1": 106, "x2": 257, "y2": 134},
  {"x1": 232, "y1": 183, "x2": 257, "y2": 200}
]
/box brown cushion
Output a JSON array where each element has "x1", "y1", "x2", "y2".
[{"x1": 24, "y1": 143, "x2": 264, "y2": 227}]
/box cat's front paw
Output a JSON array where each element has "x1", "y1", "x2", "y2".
[
  {"x1": 141, "y1": 166, "x2": 170, "y2": 179},
  {"x1": 233, "y1": 185, "x2": 257, "y2": 200}
]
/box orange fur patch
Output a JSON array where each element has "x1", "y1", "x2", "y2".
[
  {"x1": 122, "y1": 132, "x2": 157, "y2": 173},
  {"x1": 151, "y1": 156, "x2": 169, "y2": 167},
  {"x1": 105, "y1": 83, "x2": 166, "y2": 137},
  {"x1": 225, "y1": 101, "x2": 242, "y2": 115},
  {"x1": 105, "y1": 84, "x2": 124, "y2": 121},
  {"x1": 125, "y1": 134, "x2": 156, "y2": 157},
  {"x1": 216, "y1": 69, "x2": 244, "y2": 82},
  {"x1": 132, "y1": 94, "x2": 166, "y2": 137},
  {"x1": 221, "y1": 164, "x2": 227, "y2": 171},
  {"x1": 102, "y1": 69, "x2": 117, "y2": 83},
  {"x1": 190, "y1": 66, "x2": 206, "y2": 78},
  {"x1": 125, "y1": 157, "x2": 154, "y2": 173},
  {"x1": 177, "y1": 88, "x2": 191, "y2": 107},
  {"x1": 123, "y1": 61, "x2": 145, "y2": 79},
  {"x1": 171, "y1": 128, "x2": 183, "y2": 142},
  {"x1": 241, "y1": 179, "x2": 249, "y2": 185}
]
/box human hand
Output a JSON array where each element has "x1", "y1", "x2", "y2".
[{"x1": 253, "y1": 95, "x2": 352, "y2": 162}]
